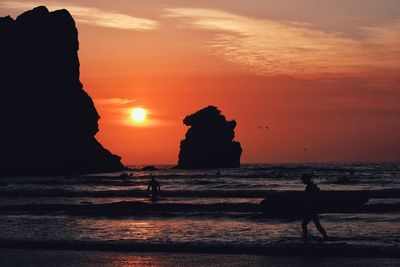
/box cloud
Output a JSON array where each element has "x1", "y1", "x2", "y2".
[
  {"x1": 94, "y1": 98, "x2": 137, "y2": 118},
  {"x1": 1, "y1": 1, "x2": 158, "y2": 30},
  {"x1": 95, "y1": 98, "x2": 137, "y2": 106},
  {"x1": 94, "y1": 98, "x2": 135, "y2": 125},
  {"x1": 166, "y1": 8, "x2": 400, "y2": 77},
  {"x1": 94, "y1": 98, "x2": 163, "y2": 127}
]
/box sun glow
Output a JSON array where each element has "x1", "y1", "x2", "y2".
[{"x1": 131, "y1": 108, "x2": 147, "y2": 123}]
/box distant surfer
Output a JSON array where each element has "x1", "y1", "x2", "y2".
[
  {"x1": 147, "y1": 176, "x2": 160, "y2": 202},
  {"x1": 301, "y1": 173, "x2": 328, "y2": 242}
]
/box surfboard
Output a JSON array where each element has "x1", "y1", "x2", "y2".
[{"x1": 259, "y1": 191, "x2": 369, "y2": 216}]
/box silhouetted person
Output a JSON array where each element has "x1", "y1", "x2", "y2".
[
  {"x1": 301, "y1": 173, "x2": 328, "y2": 242},
  {"x1": 147, "y1": 176, "x2": 160, "y2": 201}
]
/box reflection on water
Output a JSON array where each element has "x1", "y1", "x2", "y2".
[
  {"x1": 1, "y1": 249, "x2": 398, "y2": 267},
  {"x1": 0, "y1": 214, "x2": 399, "y2": 248},
  {"x1": 0, "y1": 163, "x2": 399, "y2": 253}
]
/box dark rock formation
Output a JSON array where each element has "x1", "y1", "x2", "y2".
[
  {"x1": 178, "y1": 106, "x2": 242, "y2": 169},
  {"x1": 0, "y1": 6, "x2": 124, "y2": 175},
  {"x1": 141, "y1": 165, "x2": 159, "y2": 171}
]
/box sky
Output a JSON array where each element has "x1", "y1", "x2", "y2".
[{"x1": 1, "y1": 0, "x2": 399, "y2": 165}]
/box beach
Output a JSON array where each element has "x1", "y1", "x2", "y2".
[
  {"x1": 1, "y1": 2, "x2": 399, "y2": 266},
  {"x1": 0, "y1": 163, "x2": 399, "y2": 266},
  {"x1": 1, "y1": 249, "x2": 400, "y2": 267}
]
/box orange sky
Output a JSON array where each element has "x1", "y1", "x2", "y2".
[{"x1": 2, "y1": 1, "x2": 399, "y2": 164}]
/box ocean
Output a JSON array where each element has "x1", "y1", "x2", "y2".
[{"x1": 0, "y1": 163, "x2": 399, "y2": 259}]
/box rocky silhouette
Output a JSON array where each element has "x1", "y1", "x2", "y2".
[
  {"x1": 178, "y1": 106, "x2": 242, "y2": 169},
  {"x1": 0, "y1": 6, "x2": 124, "y2": 175}
]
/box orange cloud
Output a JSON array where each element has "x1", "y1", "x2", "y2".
[
  {"x1": 94, "y1": 98, "x2": 165, "y2": 128},
  {"x1": 95, "y1": 98, "x2": 137, "y2": 106},
  {"x1": 166, "y1": 8, "x2": 400, "y2": 77}
]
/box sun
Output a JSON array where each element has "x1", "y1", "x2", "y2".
[{"x1": 131, "y1": 108, "x2": 147, "y2": 123}]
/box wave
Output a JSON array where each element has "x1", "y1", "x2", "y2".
[
  {"x1": 0, "y1": 201, "x2": 259, "y2": 214},
  {"x1": 1, "y1": 189, "x2": 399, "y2": 198},
  {"x1": 0, "y1": 189, "x2": 270, "y2": 198},
  {"x1": 1, "y1": 200, "x2": 399, "y2": 218},
  {"x1": 2, "y1": 176, "x2": 397, "y2": 192},
  {"x1": 0, "y1": 239, "x2": 399, "y2": 258}
]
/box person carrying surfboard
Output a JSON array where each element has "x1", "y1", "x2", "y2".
[
  {"x1": 301, "y1": 173, "x2": 328, "y2": 242},
  {"x1": 147, "y1": 176, "x2": 161, "y2": 202}
]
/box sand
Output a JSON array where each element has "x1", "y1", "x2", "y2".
[{"x1": 1, "y1": 249, "x2": 399, "y2": 267}]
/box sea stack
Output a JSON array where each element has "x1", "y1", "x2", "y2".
[
  {"x1": 178, "y1": 106, "x2": 242, "y2": 169},
  {"x1": 0, "y1": 6, "x2": 124, "y2": 175}
]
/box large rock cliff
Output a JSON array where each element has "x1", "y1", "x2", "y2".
[
  {"x1": 0, "y1": 6, "x2": 124, "y2": 175},
  {"x1": 178, "y1": 106, "x2": 242, "y2": 169}
]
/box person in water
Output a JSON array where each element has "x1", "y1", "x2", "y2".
[
  {"x1": 301, "y1": 173, "x2": 328, "y2": 242},
  {"x1": 147, "y1": 176, "x2": 160, "y2": 201}
]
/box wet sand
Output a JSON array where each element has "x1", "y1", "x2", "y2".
[
  {"x1": 1, "y1": 239, "x2": 399, "y2": 259},
  {"x1": 1, "y1": 249, "x2": 399, "y2": 267}
]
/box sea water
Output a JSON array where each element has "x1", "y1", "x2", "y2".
[{"x1": 0, "y1": 163, "x2": 399, "y2": 253}]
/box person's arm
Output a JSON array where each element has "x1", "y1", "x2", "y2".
[
  {"x1": 157, "y1": 182, "x2": 160, "y2": 192},
  {"x1": 147, "y1": 183, "x2": 151, "y2": 193}
]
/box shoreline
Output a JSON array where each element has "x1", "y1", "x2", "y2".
[
  {"x1": 1, "y1": 249, "x2": 399, "y2": 267},
  {"x1": 1, "y1": 240, "x2": 399, "y2": 259}
]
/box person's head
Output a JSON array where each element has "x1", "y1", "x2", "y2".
[{"x1": 301, "y1": 173, "x2": 312, "y2": 185}]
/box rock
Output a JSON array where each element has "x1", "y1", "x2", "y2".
[
  {"x1": 178, "y1": 106, "x2": 242, "y2": 169},
  {"x1": 169, "y1": 165, "x2": 179, "y2": 170},
  {"x1": 0, "y1": 6, "x2": 124, "y2": 175},
  {"x1": 119, "y1": 173, "x2": 133, "y2": 178},
  {"x1": 141, "y1": 165, "x2": 159, "y2": 171}
]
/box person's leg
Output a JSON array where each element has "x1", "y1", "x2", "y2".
[
  {"x1": 154, "y1": 188, "x2": 159, "y2": 198},
  {"x1": 313, "y1": 216, "x2": 328, "y2": 239},
  {"x1": 301, "y1": 217, "x2": 311, "y2": 241}
]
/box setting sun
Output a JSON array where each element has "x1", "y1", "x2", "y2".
[{"x1": 131, "y1": 108, "x2": 147, "y2": 123}]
